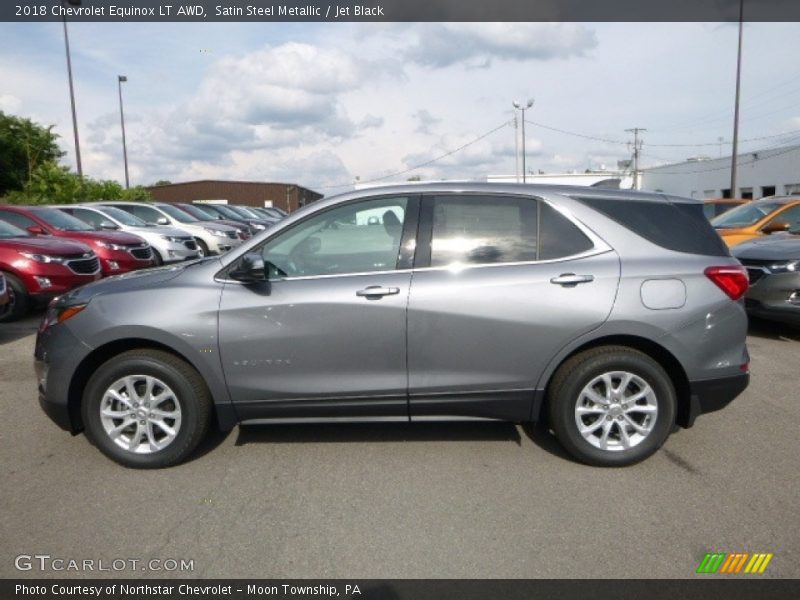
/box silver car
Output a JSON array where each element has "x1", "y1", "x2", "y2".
[
  {"x1": 35, "y1": 184, "x2": 750, "y2": 468},
  {"x1": 60, "y1": 205, "x2": 201, "y2": 265},
  {"x1": 99, "y1": 201, "x2": 241, "y2": 256}
]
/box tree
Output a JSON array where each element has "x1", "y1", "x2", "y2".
[
  {"x1": 4, "y1": 162, "x2": 152, "y2": 205},
  {"x1": 0, "y1": 111, "x2": 64, "y2": 195},
  {"x1": 151, "y1": 179, "x2": 172, "y2": 187}
]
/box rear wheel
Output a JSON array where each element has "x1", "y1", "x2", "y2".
[
  {"x1": 547, "y1": 346, "x2": 676, "y2": 466},
  {"x1": 0, "y1": 273, "x2": 30, "y2": 323},
  {"x1": 82, "y1": 349, "x2": 212, "y2": 468}
]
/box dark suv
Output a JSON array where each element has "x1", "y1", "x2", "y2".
[{"x1": 35, "y1": 184, "x2": 749, "y2": 468}]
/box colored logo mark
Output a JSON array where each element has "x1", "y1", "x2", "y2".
[{"x1": 696, "y1": 552, "x2": 774, "y2": 574}]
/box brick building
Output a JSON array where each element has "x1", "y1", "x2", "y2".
[{"x1": 146, "y1": 180, "x2": 323, "y2": 212}]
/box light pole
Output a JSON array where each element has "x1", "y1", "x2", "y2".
[
  {"x1": 730, "y1": 0, "x2": 745, "y2": 198},
  {"x1": 513, "y1": 99, "x2": 534, "y2": 183},
  {"x1": 62, "y1": 0, "x2": 83, "y2": 179},
  {"x1": 117, "y1": 75, "x2": 130, "y2": 189}
]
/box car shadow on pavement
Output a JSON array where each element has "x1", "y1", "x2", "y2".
[
  {"x1": 520, "y1": 421, "x2": 581, "y2": 463},
  {"x1": 747, "y1": 317, "x2": 800, "y2": 341},
  {"x1": 235, "y1": 421, "x2": 523, "y2": 446},
  {"x1": 0, "y1": 312, "x2": 43, "y2": 345}
]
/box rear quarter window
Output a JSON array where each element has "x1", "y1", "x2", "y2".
[{"x1": 575, "y1": 196, "x2": 730, "y2": 257}]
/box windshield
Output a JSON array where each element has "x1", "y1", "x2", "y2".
[
  {"x1": 210, "y1": 204, "x2": 243, "y2": 220},
  {"x1": 157, "y1": 204, "x2": 199, "y2": 223},
  {"x1": 0, "y1": 219, "x2": 30, "y2": 239},
  {"x1": 232, "y1": 206, "x2": 262, "y2": 219},
  {"x1": 95, "y1": 206, "x2": 147, "y2": 227},
  {"x1": 35, "y1": 208, "x2": 95, "y2": 231},
  {"x1": 181, "y1": 204, "x2": 216, "y2": 220},
  {"x1": 711, "y1": 201, "x2": 785, "y2": 229}
]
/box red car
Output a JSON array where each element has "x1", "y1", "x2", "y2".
[
  {"x1": 0, "y1": 219, "x2": 101, "y2": 322},
  {"x1": 0, "y1": 205, "x2": 156, "y2": 275}
]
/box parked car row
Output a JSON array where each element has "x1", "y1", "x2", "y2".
[
  {"x1": 709, "y1": 196, "x2": 800, "y2": 326},
  {"x1": 0, "y1": 201, "x2": 285, "y2": 322}
]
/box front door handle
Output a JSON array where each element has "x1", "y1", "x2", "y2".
[
  {"x1": 356, "y1": 286, "x2": 400, "y2": 298},
  {"x1": 550, "y1": 273, "x2": 595, "y2": 286}
]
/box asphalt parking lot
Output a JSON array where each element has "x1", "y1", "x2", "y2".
[{"x1": 1, "y1": 313, "x2": 798, "y2": 579}]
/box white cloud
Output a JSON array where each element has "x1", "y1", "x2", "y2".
[{"x1": 0, "y1": 94, "x2": 22, "y2": 113}]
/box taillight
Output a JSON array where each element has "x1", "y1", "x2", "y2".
[{"x1": 704, "y1": 265, "x2": 749, "y2": 300}]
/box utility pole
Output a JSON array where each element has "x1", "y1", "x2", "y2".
[
  {"x1": 625, "y1": 127, "x2": 646, "y2": 190},
  {"x1": 117, "y1": 75, "x2": 130, "y2": 189},
  {"x1": 62, "y1": 0, "x2": 83, "y2": 179},
  {"x1": 730, "y1": 0, "x2": 745, "y2": 198},
  {"x1": 513, "y1": 114, "x2": 520, "y2": 183},
  {"x1": 512, "y1": 99, "x2": 534, "y2": 183}
]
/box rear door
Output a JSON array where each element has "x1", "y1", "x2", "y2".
[{"x1": 407, "y1": 193, "x2": 620, "y2": 421}]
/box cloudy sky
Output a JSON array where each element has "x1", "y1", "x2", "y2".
[{"x1": 2, "y1": 21, "x2": 800, "y2": 193}]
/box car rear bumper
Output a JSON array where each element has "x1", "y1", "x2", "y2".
[{"x1": 685, "y1": 372, "x2": 749, "y2": 427}]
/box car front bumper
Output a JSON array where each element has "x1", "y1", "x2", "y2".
[{"x1": 743, "y1": 271, "x2": 800, "y2": 325}]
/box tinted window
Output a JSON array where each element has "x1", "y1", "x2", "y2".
[
  {"x1": 34, "y1": 208, "x2": 95, "y2": 231},
  {"x1": 0, "y1": 210, "x2": 37, "y2": 230},
  {"x1": 97, "y1": 206, "x2": 147, "y2": 227},
  {"x1": 576, "y1": 197, "x2": 729, "y2": 256},
  {"x1": 261, "y1": 196, "x2": 409, "y2": 278},
  {"x1": 67, "y1": 208, "x2": 111, "y2": 229},
  {"x1": 430, "y1": 195, "x2": 538, "y2": 267},
  {"x1": 157, "y1": 204, "x2": 198, "y2": 223},
  {"x1": 539, "y1": 203, "x2": 594, "y2": 260},
  {"x1": 123, "y1": 205, "x2": 163, "y2": 224}
]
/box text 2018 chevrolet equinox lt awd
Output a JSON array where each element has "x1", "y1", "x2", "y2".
[{"x1": 34, "y1": 184, "x2": 750, "y2": 468}]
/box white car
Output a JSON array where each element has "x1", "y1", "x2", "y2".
[
  {"x1": 100, "y1": 202, "x2": 241, "y2": 256},
  {"x1": 60, "y1": 205, "x2": 201, "y2": 265}
]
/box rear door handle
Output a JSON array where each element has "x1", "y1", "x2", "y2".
[
  {"x1": 356, "y1": 286, "x2": 400, "y2": 298},
  {"x1": 550, "y1": 273, "x2": 595, "y2": 286}
]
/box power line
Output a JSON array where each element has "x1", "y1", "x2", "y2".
[
  {"x1": 642, "y1": 142, "x2": 800, "y2": 175},
  {"x1": 320, "y1": 120, "x2": 511, "y2": 190}
]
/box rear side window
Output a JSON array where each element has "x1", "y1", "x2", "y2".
[
  {"x1": 430, "y1": 195, "x2": 538, "y2": 267},
  {"x1": 576, "y1": 197, "x2": 729, "y2": 256},
  {"x1": 539, "y1": 203, "x2": 594, "y2": 260}
]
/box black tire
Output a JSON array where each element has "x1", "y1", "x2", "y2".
[
  {"x1": 195, "y1": 238, "x2": 209, "y2": 257},
  {"x1": 81, "y1": 349, "x2": 212, "y2": 468},
  {"x1": 547, "y1": 346, "x2": 676, "y2": 467},
  {"x1": 152, "y1": 250, "x2": 164, "y2": 266},
  {"x1": 0, "y1": 272, "x2": 30, "y2": 323}
]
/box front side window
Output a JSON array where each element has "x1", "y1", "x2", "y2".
[
  {"x1": 157, "y1": 204, "x2": 198, "y2": 223},
  {"x1": 711, "y1": 201, "x2": 785, "y2": 229},
  {"x1": 769, "y1": 205, "x2": 800, "y2": 233},
  {"x1": 260, "y1": 196, "x2": 409, "y2": 278},
  {"x1": 68, "y1": 208, "x2": 111, "y2": 229},
  {"x1": 430, "y1": 195, "x2": 538, "y2": 267},
  {"x1": 34, "y1": 208, "x2": 94, "y2": 231},
  {"x1": 0, "y1": 210, "x2": 37, "y2": 231}
]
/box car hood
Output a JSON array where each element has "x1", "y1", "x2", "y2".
[
  {"x1": 57, "y1": 230, "x2": 145, "y2": 246},
  {"x1": 0, "y1": 236, "x2": 93, "y2": 255},
  {"x1": 733, "y1": 235, "x2": 800, "y2": 260},
  {"x1": 126, "y1": 225, "x2": 190, "y2": 238},
  {"x1": 57, "y1": 257, "x2": 220, "y2": 305}
]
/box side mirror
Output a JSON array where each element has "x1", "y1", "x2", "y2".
[
  {"x1": 230, "y1": 253, "x2": 266, "y2": 283},
  {"x1": 762, "y1": 220, "x2": 790, "y2": 234},
  {"x1": 100, "y1": 222, "x2": 120, "y2": 230},
  {"x1": 156, "y1": 217, "x2": 169, "y2": 226},
  {"x1": 26, "y1": 225, "x2": 47, "y2": 235}
]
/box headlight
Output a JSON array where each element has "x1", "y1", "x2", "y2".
[
  {"x1": 41, "y1": 300, "x2": 88, "y2": 330},
  {"x1": 204, "y1": 228, "x2": 228, "y2": 237},
  {"x1": 770, "y1": 260, "x2": 800, "y2": 273},
  {"x1": 19, "y1": 251, "x2": 67, "y2": 264},
  {"x1": 94, "y1": 240, "x2": 127, "y2": 251},
  {"x1": 161, "y1": 235, "x2": 184, "y2": 242}
]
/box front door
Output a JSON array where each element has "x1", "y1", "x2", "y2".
[{"x1": 218, "y1": 195, "x2": 419, "y2": 421}]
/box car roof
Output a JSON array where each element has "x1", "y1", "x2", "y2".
[{"x1": 323, "y1": 182, "x2": 699, "y2": 205}]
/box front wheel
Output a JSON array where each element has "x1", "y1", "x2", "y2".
[
  {"x1": 82, "y1": 349, "x2": 212, "y2": 468},
  {"x1": 547, "y1": 346, "x2": 676, "y2": 467},
  {"x1": 0, "y1": 272, "x2": 30, "y2": 323},
  {"x1": 194, "y1": 238, "x2": 209, "y2": 257}
]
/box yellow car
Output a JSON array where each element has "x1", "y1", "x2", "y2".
[{"x1": 711, "y1": 197, "x2": 800, "y2": 247}]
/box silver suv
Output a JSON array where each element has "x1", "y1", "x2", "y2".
[{"x1": 35, "y1": 184, "x2": 750, "y2": 468}]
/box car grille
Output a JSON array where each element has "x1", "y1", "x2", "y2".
[
  {"x1": 739, "y1": 259, "x2": 773, "y2": 284},
  {"x1": 130, "y1": 247, "x2": 153, "y2": 260},
  {"x1": 183, "y1": 239, "x2": 197, "y2": 250},
  {"x1": 66, "y1": 256, "x2": 101, "y2": 275}
]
